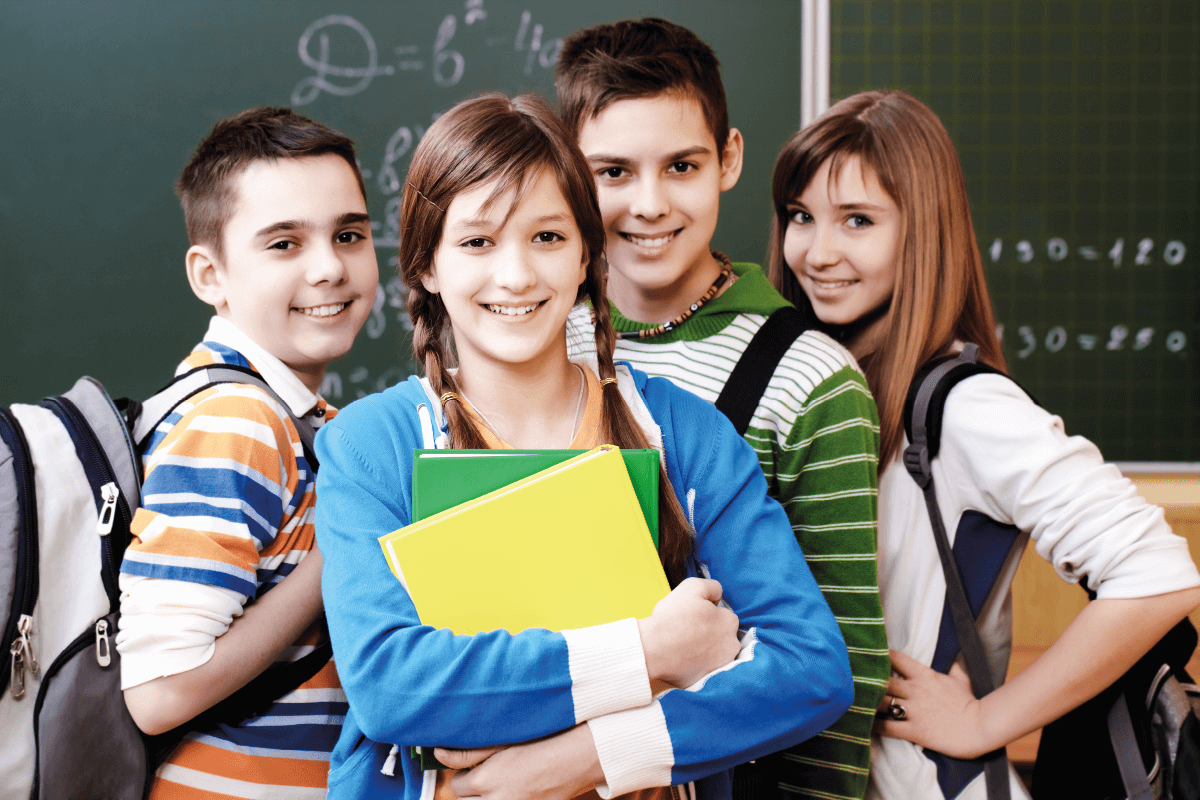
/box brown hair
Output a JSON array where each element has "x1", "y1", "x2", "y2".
[
  {"x1": 555, "y1": 17, "x2": 730, "y2": 158},
  {"x1": 176, "y1": 106, "x2": 366, "y2": 259},
  {"x1": 767, "y1": 90, "x2": 1007, "y2": 466},
  {"x1": 401, "y1": 92, "x2": 692, "y2": 583}
]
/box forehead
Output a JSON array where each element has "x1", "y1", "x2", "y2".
[
  {"x1": 225, "y1": 154, "x2": 366, "y2": 234},
  {"x1": 577, "y1": 92, "x2": 718, "y2": 156},
  {"x1": 443, "y1": 167, "x2": 572, "y2": 227},
  {"x1": 805, "y1": 154, "x2": 890, "y2": 203}
]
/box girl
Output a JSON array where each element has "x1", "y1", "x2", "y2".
[
  {"x1": 767, "y1": 88, "x2": 1200, "y2": 800},
  {"x1": 314, "y1": 93, "x2": 853, "y2": 800}
]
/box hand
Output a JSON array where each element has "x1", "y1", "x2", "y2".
[
  {"x1": 441, "y1": 725, "x2": 603, "y2": 800},
  {"x1": 637, "y1": 577, "x2": 741, "y2": 688},
  {"x1": 874, "y1": 649, "x2": 992, "y2": 759}
]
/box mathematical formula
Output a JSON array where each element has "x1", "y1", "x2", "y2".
[
  {"x1": 987, "y1": 237, "x2": 1187, "y2": 267},
  {"x1": 999, "y1": 324, "x2": 1188, "y2": 359}
]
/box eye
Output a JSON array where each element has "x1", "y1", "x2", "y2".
[
  {"x1": 269, "y1": 240, "x2": 297, "y2": 251},
  {"x1": 788, "y1": 208, "x2": 813, "y2": 225},
  {"x1": 461, "y1": 237, "x2": 491, "y2": 249},
  {"x1": 847, "y1": 214, "x2": 874, "y2": 228},
  {"x1": 667, "y1": 161, "x2": 696, "y2": 175},
  {"x1": 336, "y1": 230, "x2": 366, "y2": 244},
  {"x1": 533, "y1": 231, "x2": 565, "y2": 244},
  {"x1": 596, "y1": 166, "x2": 627, "y2": 180}
]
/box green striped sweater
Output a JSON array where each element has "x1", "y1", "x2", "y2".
[{"x1": 567, "y1": 262, "x2": 888, "y2": 800}]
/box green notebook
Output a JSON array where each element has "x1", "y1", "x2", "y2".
[{"x1": 412, "y1": 448, "x2": 660, "y2": 546}]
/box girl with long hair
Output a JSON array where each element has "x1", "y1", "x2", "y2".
[
  {"x1": 314, "y1": 92, "x2": 852, "y2": 800},
  {"x1": 768, "y1": 89, "x2": 1200, "y2": 799}
]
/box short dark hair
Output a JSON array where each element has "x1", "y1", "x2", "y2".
[
  {"x1": 176, "y1": 106, "x2": 365, "y2": 258},
  {"x1": 555, "y1": 18, "x2": 730, "y2": 157}
]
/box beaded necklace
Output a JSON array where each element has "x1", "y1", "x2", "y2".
[{"x1": 617, "y1": 251, "x2": 733, "y2": 340}]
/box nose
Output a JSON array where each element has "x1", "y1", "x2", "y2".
[
  {"x1": 493, "y1": 244, "x2": 537, "y2": 293},
  {"x1": 629, "y1": 175, "x2": 670, "y2": 221},
  {"x1": 306, "y1": 241, "x2": 349, "y2": 286},
  {"x1": 805, "y1": 223, "x2": 839, "y2": 271}
]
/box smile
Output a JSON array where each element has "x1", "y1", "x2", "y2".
[
  {"x1": 295, "y1": 302, "x2": 348, "y2": 317},
  {"x1": 621, "y1": 230, "x2": 680, "y2": 249},
  {"x1": 807, "y1": 276, "x2": 858, "y2": 290},
  {"x1": 485, "y1": 302, "x2": 543, "y2": 317}
]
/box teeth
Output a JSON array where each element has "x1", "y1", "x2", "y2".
[
  {"x1": 810, "y1": 278, "x2": 855, "y2": 289},
  {"x1": 486, "y1": 303, "x2": 539, "y2": 316},
  {"x1": 297, "y1": 303, "x2": 346, "y2": 317},
  {"x1": 627, "y1": 232, "x2": 675, "y2": 248}
]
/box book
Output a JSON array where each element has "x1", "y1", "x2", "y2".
[
  {"x1": 412, "y1": 447, "x2": 660, "y2": 546},
  {"x1": 379, "y1": 446, "x2": 670, "y2": 636}
]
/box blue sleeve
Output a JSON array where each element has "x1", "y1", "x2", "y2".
[
  {"x1": 315, "y1": 391, "x2": 583, "y2": 748},
  {"x1": 648, "y1": 377, "x2": 854, "y2": 783}
]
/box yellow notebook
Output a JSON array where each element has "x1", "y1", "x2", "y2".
[{"x1": 379, "y1": 446, "x2": 669, "y2": 635}]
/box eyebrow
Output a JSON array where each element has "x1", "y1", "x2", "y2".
[
  {"x1": 585, "y1": 145, "x2": 712, "y2": 166},
  {"x1": 254, "y1": 211, "x2": 370, "y2": 239},
  {"x1": 450, "y1": 212, "x2": 572, "y2": 231}
]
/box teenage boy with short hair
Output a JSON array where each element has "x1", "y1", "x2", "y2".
[
  {"x1": 118, "y1": 107, "x2": 378, "y2": 798},
  {"x1": 557, "y1": 19, "x2": 888, "y2": 800}
]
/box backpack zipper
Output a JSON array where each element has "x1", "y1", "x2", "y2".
[
  {"x1": 0, "y1": 407, "x2": 40, "y2": 699},
  {"x1": 40, "y1": 397, "x2": 133, "y2": 612}
]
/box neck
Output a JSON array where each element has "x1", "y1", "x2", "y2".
[
  {"x1": 607, "y1": 251, "x2": 729, "y2": 323},
  {"x1": 836, "y1": 300, "x2": 892, "y2": 360},
  {"x1": 455, "y1": 350, "x2": 584, "y2": 449}
]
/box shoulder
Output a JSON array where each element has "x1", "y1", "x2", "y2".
[
  {"x1": 316, "y1": 376, "x2": 428, "y2": 464},
  {"x1": 774, "y1": 329, "x2": 864, "y2": 396}
]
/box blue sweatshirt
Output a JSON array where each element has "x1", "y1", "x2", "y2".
[{"x1": 314, "y1": 368, "x2": 852, "y2": 799}]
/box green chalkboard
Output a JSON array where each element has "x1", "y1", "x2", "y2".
[
  {"x1": 833, "y1": 0, "x2": 1199, "y2": 463},
  {"x1": 0, "y1": 1, "x2": 801, "y2": 412}
]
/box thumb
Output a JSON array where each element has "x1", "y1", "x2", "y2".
[
  {"x1": 432, "y1": 746, "x2": 503, "y2": 770},
  {"x1": 681, "y1": 576, "x2": 724, "y2": 605},
  {"x1": 948, "y1": 660, "x2": 972, "y2": 687}
]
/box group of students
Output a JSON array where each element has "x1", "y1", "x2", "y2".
[{"x1": 113, "y1": 16, "x2": 1200, "y2": 800}]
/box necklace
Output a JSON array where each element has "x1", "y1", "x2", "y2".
[
  {"x1": 618, "y1": 251, "x2": 733, "y2": 340},
  {"x1": 460, "y1": 363, "x2": 586, "y2": 447}
]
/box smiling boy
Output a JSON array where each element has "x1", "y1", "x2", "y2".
[
  {"x1": 117, "y1": 107, "x2": 378, "y2": 799},
  {"x1": 557, "y1": 19, "x2": 888, "y2": 800}
]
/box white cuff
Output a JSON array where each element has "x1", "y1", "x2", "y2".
[
  {"x1": 560, "y1": 617, "x2": 651, "y2": 722},
  {"x1": 587, "y1": 701, "x2": 674, "y2": 797}
]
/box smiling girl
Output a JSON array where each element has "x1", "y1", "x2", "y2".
[
  {"x1": 768, "y1": 90, "x2": 1200, "y2": 800},
  {"x1": 313, "y1": 93, "x2": 852, "y2": 800}
]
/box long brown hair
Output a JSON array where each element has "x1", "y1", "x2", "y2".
[
  {"x1": 767, "y1": 90, "x2": 1006, "y2": 467},
  {"x1": 401, "y1": 93, "x2": 692, "y2": 583}
]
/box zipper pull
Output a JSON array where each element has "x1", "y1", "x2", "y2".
[
  {"x1": 95, "y1": 618, "x2": 112, "y2": 667},
  {"x1": 9, "y1": 614, "x2": 37, "y2": 699},
  {"x1": 96, "y1": 482, "x2": 120, "y2": 535}
]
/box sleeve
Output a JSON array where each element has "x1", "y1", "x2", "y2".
[
  {"x1": 117, "y1": 386, "x2": 298, "y2": 684},
  {"x1": 940, "y1": 374, "x2": 1200, "y2": 599},
  {"x1": 585, "y1": 379, "x2": 854, "y2": 795},
  {"x1": 314, "y1": 395, "x2": 654, "y2": 749},
  {"x1": 769, "y1": 366, "x2": 888, "y2": 793}
]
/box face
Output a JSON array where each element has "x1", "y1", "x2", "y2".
[
  {"x1": 420, "y1": 168, "x2": 588, "y2": 379},
  {"x1": 577, "y1": 92, "x2": 742, "y2": 309},
  {"x1": 783, "y1": 155, "x2": 901, "y2": 333},
  {"x1": 192, "y1": 154, "x2": 378, "y2": 392}
]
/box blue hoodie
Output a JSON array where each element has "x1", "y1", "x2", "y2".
[{"x1": 314, "y1": 366, "x2": 852, "y2": 799}]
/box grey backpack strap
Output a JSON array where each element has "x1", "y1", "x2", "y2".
[
  {"x1": 134, "y1": 365, "x2": 318, "y2": 468},
  {"x1": 903, "y1": 343, "x2": 1011, "y2": 800},
  {"x1": 1108, "y1": 694, "x2": 1155, "y2": 800}
]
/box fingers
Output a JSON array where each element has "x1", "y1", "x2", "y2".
[
  {"x1": 678, "y1": 576, "x2": 723, "y2": 605},
  {"x1": 433, "y1": 746, "x2": 502, "y2": 770},
  {"x1": 888, "y1": 648, "x2": 922, "y2": 678}
]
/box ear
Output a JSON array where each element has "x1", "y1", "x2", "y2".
[
  {"x1": 185, "y1": 245, "x2": 227, "y2": 310},
  {"x1": 577, "y1": 252, "x2": 590, "y2": 288},
  {"x1": 719, "y1": 128, "x2": 745, "y2": 192},
  {"x1": 420, "y1": 267, "x2": 440, "y2": 295}
]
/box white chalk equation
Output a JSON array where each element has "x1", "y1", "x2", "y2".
[
  {"x1": 1000, "y1": 323, "x2": 1188, "y2": 359},
  {"x1": 987, "y1": 237, "x2": 1187, "y2": 267},
  {"x1": 291, "y1": 4, "x2": 562, "y2": 105}
]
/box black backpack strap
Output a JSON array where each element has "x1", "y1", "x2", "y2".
[
  {"x1": 715, "y1": 306, "x2": 808, "y2": 436},
  {"x1": 902, "y1": 343, "x2": 1011, "y2": 800},
  {"x1": 133, "y1": 365, "x2": 319, "y2": 470}
]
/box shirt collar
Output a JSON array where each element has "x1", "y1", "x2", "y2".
[{"x1": 201, "y1": 316, "x2": 322, "y2": 418}]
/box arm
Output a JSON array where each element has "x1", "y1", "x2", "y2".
[
  {"x1": 316, "y1": 394, "x2": 741, "y2": 750},
  {"x1": 124, "y1": 546, "x2": 324, "y2": 735}
]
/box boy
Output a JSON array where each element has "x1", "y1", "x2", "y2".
[
  {"x1": 117, "y1": 107, "x2": 378, "y2": 798},
  {"x1": 557, "y1": 19, "x2": 888, "y2": 800}
]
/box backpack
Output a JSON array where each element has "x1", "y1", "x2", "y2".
[
  {"x1": 0, "y1": 365, "x2": 330, "y2": 800},
  {"x1": 905, "y1": 343, "x2": 1200, "y2": 800}
]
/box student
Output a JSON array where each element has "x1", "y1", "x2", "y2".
[
  {"x1": 554, "y1": 18, "x2": 888, "y2": 799},
  {"x1": 117, "y1": 107, "x2": 378, "y2": 798},
  {"x1": 768, "y1": 88, "x2": 1200, "y2": 800},
  {"x1": 313, "y1": 91, "x2": 852, "y2": 800}
]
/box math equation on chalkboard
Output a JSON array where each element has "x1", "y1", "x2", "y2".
[{"x1": 986, "y1": 237, "x2": 1186, "y2": 267}]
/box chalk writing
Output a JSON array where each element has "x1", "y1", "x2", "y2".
[
  {"x1": 292, "y1": 15, "x2": 392, "y2": 105},
  {"x1": 1003, "y1": 324, "x2": 1187, "y2": 358},
  {"x1": 987, "y1": 237, "x2": 1187, "y2": 266}
]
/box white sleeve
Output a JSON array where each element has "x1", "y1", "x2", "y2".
[
  {"x1": 939, "y1": 374, "x2": 1199, "y2": 599},
  {"x1": 116, "y1": 574, "x2": 246, "y2": 689}
]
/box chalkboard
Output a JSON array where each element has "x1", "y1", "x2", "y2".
[
  {"x1": 0, "y1": 1, "x2": 802, "y2": 414},
  {"x1": 832, "y1": 0, "x2": 1198, "y2": 463}
]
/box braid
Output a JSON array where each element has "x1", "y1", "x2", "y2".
[
  {"x1": 586, "y1": 270, "x2": 693, "y2": 585},
  {"x1": 407, "y1": 285, "x2": 490, "y2": 449}
]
